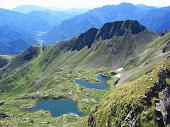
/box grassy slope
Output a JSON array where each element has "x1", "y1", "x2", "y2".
[
  {"x1": 125, "y1": 32, "x2": 170, "y2": 70},
  {"x1": 114, "y1": 32, "x2": 170, "y2": 87},
  {"x1": 0, "y1": 47, "x2": 110, "y2": 127},
  {"x1": 87, "y1": 33, "x2": 170, "y2": 127},
  {"x1": 43, "y1": 31, "x2": 156, "y2": 70},
  {"x1": 0, "y1": 31, "x2": 168, "y2": 127},
  {"x1": 89, "y1": 65, "x2": 159, "y2": 127}
]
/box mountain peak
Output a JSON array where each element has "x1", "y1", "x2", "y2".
[
  {"x1": 119, "y1": 2, "x2": 134, "y2": 6},
  {"x1": 118, "y1": 2, "x2": 137, "y2": 8},
  {"x1": 13, "y1": 5, "x2": 47, "y2": 14},
  {"x1": 96, "y1": 20, "x2": 147, "y2": 40},
  {"x1": 62, "y1": 27, "x2": 99, "y2": 51},
  {"x1": 21, "y1": 45, "x2": 41, "y2": 61},
  {"x1": 61, "y1": 20, "x2": 147, "y2": 51}
]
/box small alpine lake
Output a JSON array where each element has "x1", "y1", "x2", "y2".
[
  {"x1": 76, "y1": 73, "x2": 110, "y2": 90},
  {"x1": 26, "y1": 99, "x2": 84, "y2": 117}
]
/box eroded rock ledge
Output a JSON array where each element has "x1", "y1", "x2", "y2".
[{"x1": 120, "y1": 67, "x2": 170, "y2": 127}]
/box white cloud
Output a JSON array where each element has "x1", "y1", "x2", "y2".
[{"x1": 0, "y1": 0, "x2": 169, "y2": 10}]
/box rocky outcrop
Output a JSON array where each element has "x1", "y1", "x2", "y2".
[
  {"x1": 0, "y1": 102, "x2": 5, "y2": 106},
  {"x1": 96, "y1": 20, "x2": 146, "y2": 40},
  {"x1": 23, "y1": 117, "x2": 34, "y2": 124},
  {"x1": 0, "y1": 103, "x2": 9, "y2": 119},
  {"x1": 154, "y1": 67, "x2": 169, "y2": 127},
  {"x1": 88, "y1": 114, "x2": 96, "y2": 127},
  {"x1": 60, "y1": 20, "x2": 147, "y2": 51},
  {"x1": 114, "y1": 78, "x2": 120, "y2": 86},
  {"x1": 121, "y1": 110, "x2": 138, "y2": 127},
  {"x1": 121, "y1": 67, "x2": 169, "y2": 127},
  {"x1": 110, "y1": 71, "x2": 117, "y2": 75},
  {"x1": 155, "y1": 87, "x2": 169, "y2": 127},
  {"x1": 61, "y1": 28, "x2": 98, "y2": 51},
  {"x1": 141, "y1": 67, "x2": 169, "y2": 127},
  {"x1": 0, "y1": 113, "x2": 10, "y2": 118},
  {"x1": 158, "y1": 67, "x2": 168, "y2": 83},
  {"x1": 140, "y1": 67, "x2": 168, "y2": 107},
  {"x1": 22, "y1": 46, "x2": 41, "y2": 61}
]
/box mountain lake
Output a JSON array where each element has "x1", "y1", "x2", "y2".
[
  {"x1": 76, "y1": 73, "x2": 110, "y2": 90},
  {"x1": 26, "y1": 99, "x2": 84, "y2": 117}
]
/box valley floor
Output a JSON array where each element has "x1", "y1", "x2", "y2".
[{"x1": 0, "y1": 68, "x2": 117, "y2": 127}]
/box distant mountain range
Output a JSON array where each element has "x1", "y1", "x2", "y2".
[
  {"x1": 13, "y1": 5, "x2": 50, "y2": 13},
  {"x1": 0, "y1": 6, "x2": 84, "y2": 54},
  {"x1": 0, "y1": 25, "x2": 35, "y2": 54},
  {"x1": 45, "y1": 3, "x2": 170, "y2": 43},
  {"x1": 140, "y1": 7, "x2": 170, "y2": 32},
  {"x1": 135, "y1": 4, "x2": 157, "y2": 10},
  {"x1": 13, "y1": 5, "x2": 88, "y2": 15},
  {"x1": 0, "y1": 3, "x2": 170, "y2": 54}
]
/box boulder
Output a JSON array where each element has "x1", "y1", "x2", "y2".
[
  {"x1": 0, "y1": 113, "x2": 10, "y2": 118},
  {"x1": 0, "y1": 102, "x2": 5, "y2": 106},
  {"x1": 110, "y1": 71, "x2": 117, "y2": 75}
]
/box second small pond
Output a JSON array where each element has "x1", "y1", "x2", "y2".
[{"x1": 76, "y1": 73, "x2": 110, "y2": 90}]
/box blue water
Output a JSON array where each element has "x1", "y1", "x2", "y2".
[
  {"x1": 96, "y1": 73, "x2": 110, "y2": 83},
  {"x1": 28, "y1": 100, "x2": 84, "y2": 117},
  {"x1": 76, "y1": 74, "x2": 110, "y2": 90}
]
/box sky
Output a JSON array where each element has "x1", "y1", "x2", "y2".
[{"x1": 0, "y1": 0, "x2": 170, "y2": 10}]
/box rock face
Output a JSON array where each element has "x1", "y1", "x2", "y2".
[
  {"x1": 88, "y1": 114, "x2": 96, "y2": 127},
  {"x1": 155, "y1": 87, "x2": 169, "y2": 127},
  {"x1": 120, "y1": 67, "x2": 170, "y2": 127},
  {"x1": 63, "y1": 28, "x2": 98, "y2": 51},
  {"x1": 121, "y1": 110, "x2": 138, "y2": 127},
  {"x1": 154, "y1": 67, "x2": 170, "y2": 127},
  {"x1": 96, "y1": 20, "x2": 146, "y2": 40},
  {"x1": 139, "y1": 67, "x2": 168, "y2": 108},
  {"x1": 60, "y1": 20, "x2": 147, "y2": 51},
  {"x1": 22, "y1": 46, "x2": 41, "y2": 61},
  {"x1": 158, "y1": 67, "x2": 168, "y2": 83}
]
